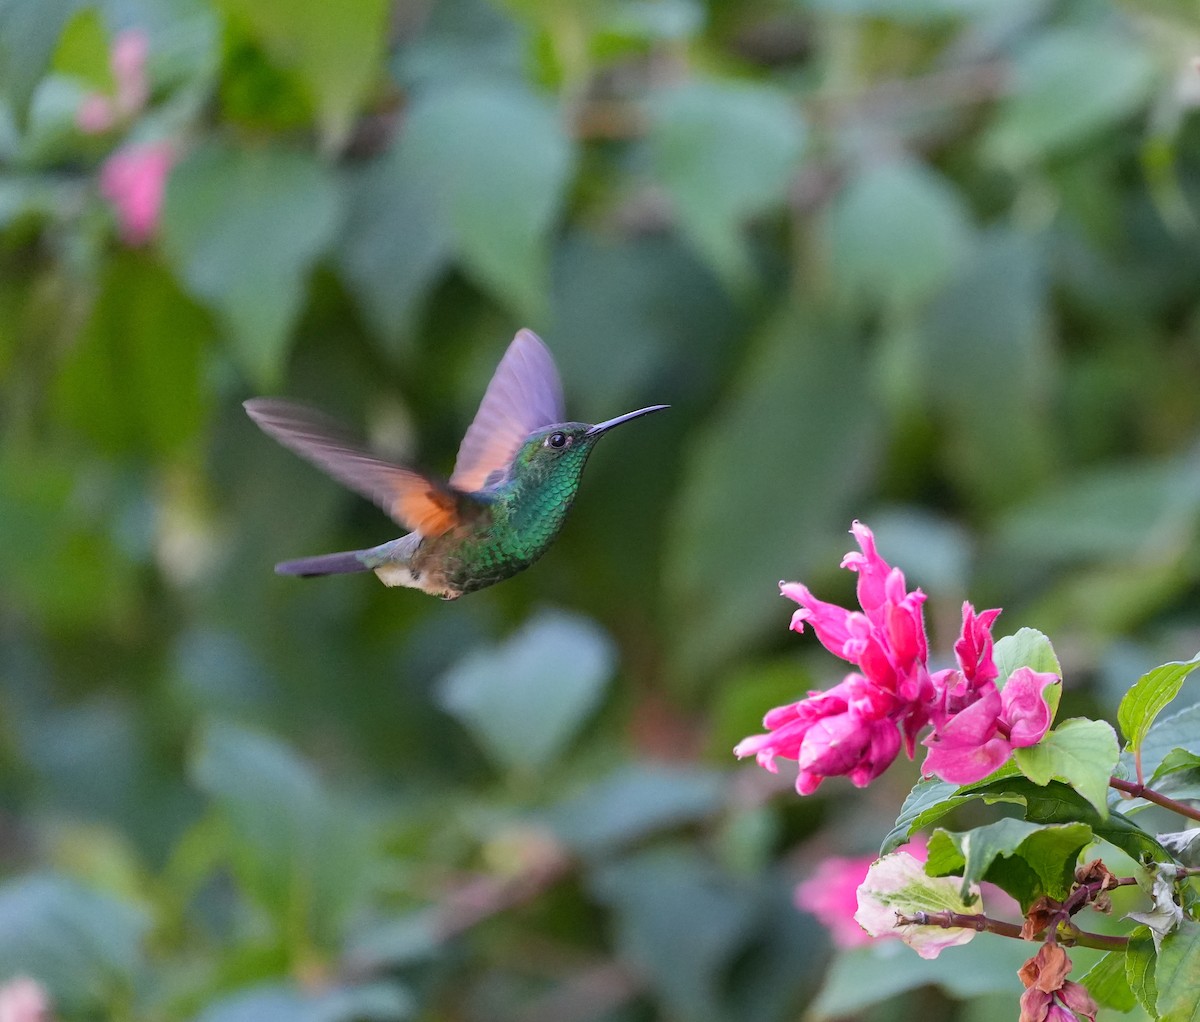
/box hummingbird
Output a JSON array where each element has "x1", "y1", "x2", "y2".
[{"x1": 244, "y1": 329, "x2": 668, "y2": 600}]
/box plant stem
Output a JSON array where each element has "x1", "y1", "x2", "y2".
[
  {"x1": 1109, "y1": 776, "x2": 1200, "y2": 822},
  {"x1": 896, "y1": 911, "x2": 1128, "y2": 951}
]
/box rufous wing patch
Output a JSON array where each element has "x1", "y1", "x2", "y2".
[{"x1": 392, "y1": 482, "x2": 461, "y2": 538}]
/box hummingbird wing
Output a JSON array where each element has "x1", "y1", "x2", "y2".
[
  {"x1": 244, "y1": 398, "x2": 467, "y2": 538},
  {"x1": 449, "y1": 329, "x2": 566, "y2": 493}
]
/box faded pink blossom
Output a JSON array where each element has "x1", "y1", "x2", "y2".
[
  {"x1": 854, "y1": 848, "x2": 979, "y2": 959},
  {"x1": 75, "y1": 28, "x2": 149, "y2": 134},
  {"x1": 0, "y1": 977, "x2": 51, "y2": 1022},
  {"x1": 1018, "y1": 944, "x2": 1097, "y2": 1022},
  {"x1": 99, "y1": 141, "x2": 174, "y2": 245},
  {"x1": 796, "y1": 839, "x2": 927, "y2": 949}
]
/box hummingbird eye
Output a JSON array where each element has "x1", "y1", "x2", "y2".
[{"x1": 546, "y1": 432, "x2": 569, "y2": 449}]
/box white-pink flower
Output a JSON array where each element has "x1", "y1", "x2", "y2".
[{"x1": 75, "y1": 28, "x2": 149, "y2": 135}]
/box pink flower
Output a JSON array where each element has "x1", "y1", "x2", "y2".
[
  {"x1": 736, "y1": 522, "x2": 933, "y2": 793},
  {"x1": 736, "y1": 522, "x2": 1059, "y2": 794},
  {"x1": 0, "y1": 977, "x2": 51, "y2": 1022},
  {"x1": 913, "y1": 602, "x2": 1057, "y2": 784},
  {"x1": 796, "y1": 854, "x2": 878, "y2": 948},
  {"x1": 99, "y1": 141, "x2": 174, "y2": 245},
  {"x1": 75, "y1": 28, "x2": 149, "y2": 135}
]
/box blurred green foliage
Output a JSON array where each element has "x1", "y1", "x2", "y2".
[{"x1": 2, "y1": 0, "x2": 1200, "y2": 1019}]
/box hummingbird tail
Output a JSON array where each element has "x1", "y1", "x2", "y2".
[{"x1": 274, "y1": 550, "x2": 370, "y2": 578}]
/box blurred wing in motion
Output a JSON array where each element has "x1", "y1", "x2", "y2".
[
  {"x1": 244, "y1": 398, "x2": 464, "y2": 538},
  {"x1": 450, "y1": 329, "x2": 566, "y2": 492}
]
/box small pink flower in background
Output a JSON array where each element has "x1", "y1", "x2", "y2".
[
  {"x1": 0, "y1": 977, "x2": 52, "y2": 1022},
  {"x1": 75, "y1": 27, "x2": 149, "y2": 135},
  {"x1": 99, "y1": 141, "x2": 174, "y2": 245},
  {"x1": 795, "y1": 838, "x2": 927, "y2": 949},
  {"x1": 735, "y1": 521, "x2": 1059, "y2": 794}
]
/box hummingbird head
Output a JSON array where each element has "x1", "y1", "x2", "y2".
[{"x1": 503, "y1": 404, "x2": 669, "y2": 490}]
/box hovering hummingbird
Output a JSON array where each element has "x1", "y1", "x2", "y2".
[{"x1": 244, "y1": 329, "x2": 668, "y2": 600}]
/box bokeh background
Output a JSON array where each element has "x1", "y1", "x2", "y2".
[{"x1": 2, "y1": 0, "x2": 1200, "y2": 1019}]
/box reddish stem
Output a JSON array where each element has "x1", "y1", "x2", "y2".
[{"x1": 1109, "y1": 776, "x2": 1200, "y2": 822}]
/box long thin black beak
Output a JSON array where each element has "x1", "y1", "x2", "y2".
[{"x1": 586, "y1": 404, "x2": 670, "y2": 438}]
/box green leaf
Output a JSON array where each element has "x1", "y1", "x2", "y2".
[
  {"x1": 809, "y1": 937, "x2": 1033, "y2": 1019},
  {"x1": 190, "y1": 720, "x2": 370, "y2": 944},
  {"x1": 649, "y1": 81, "x2": 804, "y2": 286},
  {"x1": 335, "y1": 142, "x2": 453, "y2": 352},
  {"x1": 984, "y1": 26, "x2": 1157, "y2": 167},
  {"x1": 55, "y1": 253, "x2": 211, "y2": 459},
  {"x1": 881, "y1": 770, "x2": 1021, "y2": 853},
  {"x1": 664, "y1": 307, "x2": 881, "y2": 686},
  {"x1": 195, "y1": 982, "x2": 414, "y2": 1022},
  {"x1": 399, "y1": 83, "x2": 574, "y2": 320},
  {"x1": 0, "y1": 874, "x2": 148, "y2": 1016},
  {"x1": 828, "y1": 158, "x2": 972, "y2": 309},
  {"x1": 542, "y1": 762, "x2": 725, "y2": 858},
  {"x1": 889, "y1": 774, "x2": 1165, "y2": 861},
  {"x1": 1081, "y1": 947, "x2": 1137, "y2": 1012},
  {"x1": 1127, "y1": 925, "x2": 1158, "y2": 1017},
  {"x1": 51, "y1": 6, "x2": 112, "y2": 92},
  {"x1": 1119, "y1": 653, "x2": 1200, "y2": 752},
  {"x1": 161, "y1": 141, "x2": 341, "y2": 386},
  {"x1": 994, "y1": 627, "x2": 1062, "y2": 685},
  {"x1": 437, "y1": 610, "x2": 615, "y2": 773},
  {"x1": 1138, "y1": 703, "x2": 1200, "y2": 781},
  {"x1": 214, "y1": 0, "x2": 390, "y2": 149},
  {"x1": 589, "y1": 847, "x2": 757, "y2": 1022},
  {"x1": 1014, "y1": 718, "x2": 1119, "y2": 817},
  {"x1": 0, "y1": 0, "x2": 78, "y2": 123},
  {"x1": 1157, "y1": 919, "x2": 1200, "y2": 1022},
  {"x1": 925, "y1": 819, "x2": 1092, "y2": 908},
  {"x1": 973, "y1": 776, "x2": 1167, "y2": 862}
]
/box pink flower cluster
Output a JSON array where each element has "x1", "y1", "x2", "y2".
[
  {"x1": 75, "y1": 29, "x2": 174, "y2": 246},
  {"x1": 734, "y1": 522, "x2": 1058, "y2": 793}
]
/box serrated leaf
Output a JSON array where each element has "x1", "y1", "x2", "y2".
[
  {"x1": 1014, "y1": 718, "x2": 1119, "y2": 816},
  {"x1": 1137, "y1": 703, "x2": 1200, "y2": 781},
  {"x1": 828, "y1": 158, "x2": 972, "y2": 309},
  {"x1": 1156, "y1": 920, "x2": 1200, "y2": 1022},
  {"x1": 214, "y1": 0, "x2": 389, "y2": 149},
  {"x1": 649, "y1": 81, "x2": 804, "y2": 286},
  {"x1": 1119, "y1": 653, "x2": 1200, "y2": 753},
  {"x1": 1081, "y1": 947, "x2": 1137, "y2": 1012},
  {"x1": 1127, "y1": 926, "x2": 1158, "y2": 1017},
  {"x1": 984, "y1": 26, "x2": 1157, "y2": 166},
  {"x1": 161, "y1": 142, "x2": 341, "y2": 386},
  {"x1": 925, "y1": 819, "x2": 1091, "y2": 908},
  {"x1": 398, "y1": 83, "x2": 574, "y2": 320},
  {"x1": 974, "y1": 776, "x2": 1166, "y2": 861},
  {"x1": 438, "y1": 610, "x2": 615, "y2": 773},
  {"x1": 881, "y1": 768, "x2": 1021, "y2": 853}
]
